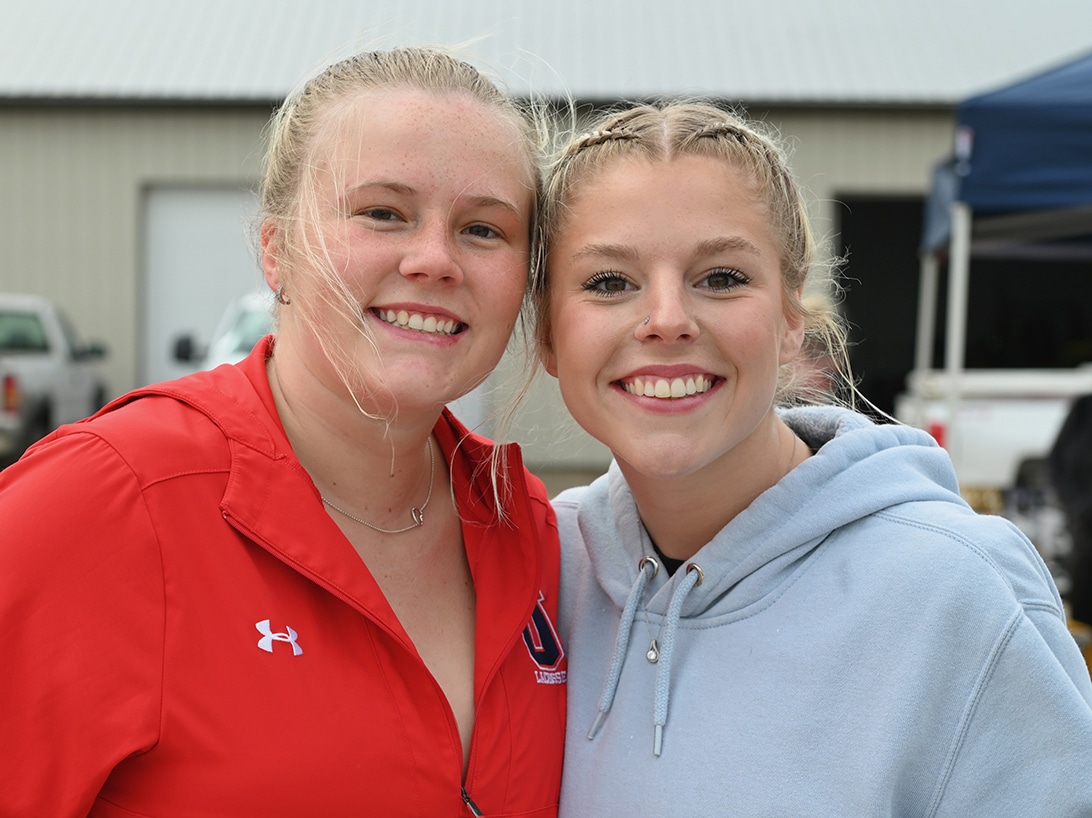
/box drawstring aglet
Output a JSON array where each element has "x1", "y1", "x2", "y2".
[
  {"x1": 654, "y1": 724, "x2": 664, "y2": 757},
  {"x1": 588, "y1": 710, "x2": 608, "y2": 740}
]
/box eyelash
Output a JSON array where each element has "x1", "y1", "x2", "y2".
[
  {"x1": 581, "y1": 268, "x2": 751, "y2": 296},
  {"x1": 358, "y1": 207, "x2": 401, "y2": 222},
  {"x1": 702, "y1": 268, "x2": 750, "y2": 291},
  {"x1": 582, "y1": 271, "x2": 632, "y2": 296},
  {"x1": 355, "y1": 209, "x2": 502, "y2": 241},
  {"x1": 464, "y1": 224, "x2": 500, "y2": 240}
]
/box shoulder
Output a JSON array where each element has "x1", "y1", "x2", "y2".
[
  {"x1": 884, "y1": 500, "x2": 1057, "y2": 601},
  {"x1": 836, "y1": 498, "x2": 1065, "y2": 629},
  {"x1": 30, "y1": 361, "x2": 281, "y2": 484},
  {"x1": 551, "y1": 470, "x2": 616, "y2": 576},
  {"x1": 43, "y1": 387, "x2": 231, "y2": 482},
  {"x1": 551, "y1": 473, "x2": 606, "y2": 537},
  {"x1": 551, "y1": 482, "x2": 590, "y2": 518}
]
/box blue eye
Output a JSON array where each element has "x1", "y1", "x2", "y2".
[
  {"x1": 703, "y1": 268, "x2": 750, "y2": 291},
  {"x1": 583, "y1": 271, "x2": 633, "y2": 295},
  {"x1": 360, "y1": 207, "x2": 401, "y2": 221},
  {"x1": 464, "y1": 224, "x2": 500, "y2": 239}
]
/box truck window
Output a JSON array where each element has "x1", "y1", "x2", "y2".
[{"x1": 0, "y1": 312, "x2": 50, "y2": 353}]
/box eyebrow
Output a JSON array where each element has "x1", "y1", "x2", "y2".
[
  {"x1": 459, "y1": 193, "x2": 525, "y2": 220},
  {"x1": 348, "y1": 180, "x2": 415, "y2": 196},
  {"x1": 570, "y1": 243, "x2": 640, "y2": 262},
  {"x1": 346, "y1": 180, "x2": 524, "y2": 219},
  {"x1": 569, "y1": 236, "x2": 763, "y2": 262},
  {"x1": 694, "y1": 236, "x2": 764, "y2": 258}
]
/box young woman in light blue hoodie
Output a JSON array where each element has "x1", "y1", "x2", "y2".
[{"x1": 534, "y1": 99, "x2": 1092, "y2": 817}]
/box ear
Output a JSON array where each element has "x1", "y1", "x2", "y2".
[
  {"x1": 778, "y1": 287, "x2": 807, "y2": 366},
  {"x1": 260, "y1": 219, "x2": 283, "y2": 292},
  {"x1": 539, "y1": 323, "x2": 559, "y2": 379}
]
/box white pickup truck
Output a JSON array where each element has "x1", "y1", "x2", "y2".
[
  {"x1": 0, "y1": 293, "x2": 109, "y2": 467},
  {"x1": 895, "y1": 368, "x2": 1092, "y2": 496}
]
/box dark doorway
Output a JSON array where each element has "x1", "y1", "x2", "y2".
[{"x1": 835, "y1": 196, "x2": 923, "y2": 416}]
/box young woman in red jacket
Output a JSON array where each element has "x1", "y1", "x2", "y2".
[{"x1": 0, "y1": 46, "x2": 564, "y2": 817}]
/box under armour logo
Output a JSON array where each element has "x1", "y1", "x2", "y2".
[{"x1": 255, "y1": 619, "x2": 303, "y2": 656}]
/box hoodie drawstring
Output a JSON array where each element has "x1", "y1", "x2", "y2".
[
  {"x1": 653, "y1": 563, "x2": 703, "y2": 756},
  {"x1": 587, "y1": 555, "x2": 704, "y2": 757},
  {"x1": 587, "y1": 556, "x2": 660, "y2": 741}
]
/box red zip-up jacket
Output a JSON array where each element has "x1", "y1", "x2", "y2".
[{"x1": 0, "y1": 338, "x2": 565, "y2": 817}]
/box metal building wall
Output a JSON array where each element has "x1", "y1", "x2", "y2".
[{"x1": 0, "y1": 106, "x2": 269, "y2": 399}]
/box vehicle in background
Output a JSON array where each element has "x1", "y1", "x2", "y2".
[
  {"x1": 173, "y1": 290, "x2": 275, "y2": 369},
  {"x1": 0, "y1": 292, "x2": 109, "y2": 467},
  {"x1": 895, "y1": 370, "x2": 1092, "y2": 499}
]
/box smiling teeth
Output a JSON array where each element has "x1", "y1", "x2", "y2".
[
  {"x1": 623, "y1": 375, "x2": 713, "y2": 399},
  {"x1": 380, "y1": 310, "x2": 460, "y2": 335}
]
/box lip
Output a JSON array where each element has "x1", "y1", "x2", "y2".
[{"x1": 370, "y1": 304, "x2": 466, "y2": 338}]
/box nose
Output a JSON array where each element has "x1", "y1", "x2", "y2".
[
  {"x1": 635, "y1": 281, "x2": 698, "y2": 342},
  {"x1": 399, "y1": 220, "x2": 463, "y2": 284}
]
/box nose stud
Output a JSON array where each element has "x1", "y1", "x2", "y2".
[{"x1": 643, "y1": 315, "x2": 650, "y2": 325}]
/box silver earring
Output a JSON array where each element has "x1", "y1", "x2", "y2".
[{"x1": 276, "y1": 285, "x2": 291, "y2": 306}]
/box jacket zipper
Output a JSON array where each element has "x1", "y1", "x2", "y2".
[{"x1": 461, "y1": 786, "x2": 484, "y2": 816}]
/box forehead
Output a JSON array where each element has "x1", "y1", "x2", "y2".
[
  {"x1": 315, "y1": 87, "x2": 534, "y2": 180},
  {"x1": 557, "y1": 155, "x2": 773, "y2": 246},
  {"x1": 570, "y1": 151, "x2": 759, "y2": 200}
]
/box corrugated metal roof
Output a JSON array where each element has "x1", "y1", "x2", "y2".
[{"x1": 2, "y1": 0, "x2": 1091, "y2": 105}]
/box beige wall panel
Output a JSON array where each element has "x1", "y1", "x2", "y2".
[{"x1": 769, "y1": 108, "x2": 953, "y2": 240}]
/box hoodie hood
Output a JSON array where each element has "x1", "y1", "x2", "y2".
[
  {"x1": 555, "y1": 405, "x2": 967, "y2": 755},
  {"x1": 568, "y1": 406, "x2": 961, "y2": 618}
]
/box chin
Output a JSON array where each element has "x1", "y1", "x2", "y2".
[{"x1": 614, "y1": 450, "x2": 712, "y2": 483}]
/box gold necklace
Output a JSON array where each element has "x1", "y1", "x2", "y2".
[{"x1": 321, "y1": 437, "x2": 435, "y2": 535}]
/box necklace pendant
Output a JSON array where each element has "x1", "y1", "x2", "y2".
[
  {"x1": 646, "y1": 639, "x2": 660, "y2": 664},
  {"x1": 411, "y1": 507, "x2": 425, "y2": 527}
]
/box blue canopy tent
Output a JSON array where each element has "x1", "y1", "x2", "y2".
[{"x1": 917, "y1": 49, "x2": 1092, "y2": 382}]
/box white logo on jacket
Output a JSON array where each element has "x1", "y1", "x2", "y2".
[{"x1": 255, "y1": 619, "x2": 303, "y2": 656}]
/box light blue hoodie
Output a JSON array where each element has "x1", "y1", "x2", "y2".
[{"x1": 554, "y1": 406, "x2": 1092, "y2": 817}]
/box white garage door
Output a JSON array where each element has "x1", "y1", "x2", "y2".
[{"x1": 142, "y1": 186, "x2": 262, "y2": 386}]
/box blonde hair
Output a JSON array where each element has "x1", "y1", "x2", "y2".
[{"x1": 533, "y1": 99, "x2": 854, "y2": 408}]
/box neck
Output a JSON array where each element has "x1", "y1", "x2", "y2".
[
  {"x1": 265, "y1": 350, "x2": 442, "y2": 523},
  {"x1": 623, "y1": 418, "x2": 806, "y2": 562}
]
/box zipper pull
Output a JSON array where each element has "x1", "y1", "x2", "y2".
[{"x1": 461, "y1": 786, "x2": 484, "y2": 817}]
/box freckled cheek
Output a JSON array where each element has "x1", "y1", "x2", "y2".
[{"x1": 490, "y1": 272, "x2": 529, "y2": 325}]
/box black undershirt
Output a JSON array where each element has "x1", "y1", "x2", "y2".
[{"x1": 650, "y1": 540, "x2": 685, "y2": 576}]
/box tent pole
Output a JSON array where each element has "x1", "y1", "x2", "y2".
[
  {"x1": 945, "y1": 202, "x2": 971, "y2": 376},
  {"x1": 915, "y1": 252, "x2": 938, "y2": 374},
  {"x1": 911, "y1": 250, "x2": 940, "y2": 423},
  {"x1": 944, "y1": 201, "x2": 972, "y2": 474}
]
